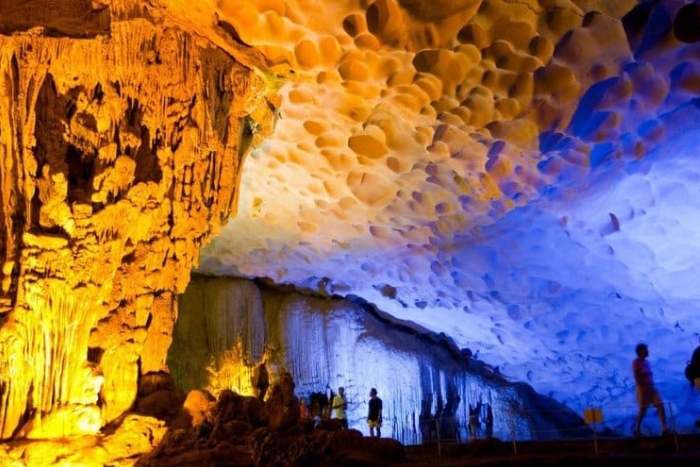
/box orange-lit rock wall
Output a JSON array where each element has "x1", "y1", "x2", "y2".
[{"x1": 0, "y1": 2, "x2": 273, "y2": 439}]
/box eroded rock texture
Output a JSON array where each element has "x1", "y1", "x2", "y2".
[
  {"x1": 0, "y1": 1, "x2": 274, "y2": 439},
  {"x1": 195, "y1": 0, "x2": 700, "y2": 435}
]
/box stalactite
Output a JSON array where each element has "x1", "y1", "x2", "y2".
[{"x1": 0, "y1": 2, "x2": 276, "y2": 440}]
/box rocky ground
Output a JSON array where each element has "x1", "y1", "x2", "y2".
[
  {"x1": 3, "y1": 371, "x2": 698, "y2": 466},
  {"x1": 131, "y1": 371, "x2": 700, "y2": 467}
]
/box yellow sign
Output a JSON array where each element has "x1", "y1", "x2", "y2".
[{"x1": 584, "y1": 408, "x2": 603, "y2": 424}]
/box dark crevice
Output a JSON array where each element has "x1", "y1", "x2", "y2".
[
  {"x1": 0, "y1": 53, "x2": 23, "y2": 309},
  {"x1": 217, "y1": 19, "x2": 251, "y2": 48},
  {"x1": 92, "y1": 82, "x2": 104, "y2": 103},
  {"x1": 674, "y1": 3, "x2": 700, "y2": 43},
  {"x1": 65, "y1": 143, "x2": 95, "y2": 205},
  {"x1": 0, "y1": 0, "x2": 110, "y2": 37},
  {"x1": 134, "y1": 125, "x2": 162, "y2": 185},
  {"x1": 87, "y1": 347, "x2": 104, "y2": 364}
]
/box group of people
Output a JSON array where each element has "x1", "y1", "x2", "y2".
[
  {"x1": 271, "y1": 337, "x2": 700, "y2": 441},
  {"x1": 299, "y1": 386, "x2": 384, "y2": 437},
  {"x1": 632, "y1": 336, "x2": 700, "y2": 436}
]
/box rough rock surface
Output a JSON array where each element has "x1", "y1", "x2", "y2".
[
  {"x1": 134, "y1": 372, "x2": 407, "y2": 467},
  {"x1": 196, "y1": 0, "x2": 700, "y2": 435},
  {"x1": 0, "y1": 0, "x2": 275, "y2": 440},
  {"x1": 2, "y1": 0, "x2": 700, "y2": 464}
]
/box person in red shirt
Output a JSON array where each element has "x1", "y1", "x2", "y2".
[
  {"x1": 299, "y1": 397, "x2": 310, "y2": 421},
  {"x1": 632, "y1": 343, "x2": 670, "y2": 437}
]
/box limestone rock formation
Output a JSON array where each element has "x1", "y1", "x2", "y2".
[
  {"x1": 0, "y1": 0, "x2": 275, "y2": 440},
  {"x1": 2, "y1": 1, "x2": 700, "y2": 464},
  {"x1": 134, "y1": 373, "x2": 407, "y2": 467},
  {"x1": 169, "y1": 275, "x2": 591, "y2": 444}
]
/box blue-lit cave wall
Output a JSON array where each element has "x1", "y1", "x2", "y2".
[{"x1": 168, "y1": 275, "x2": 589, "y2": 443}]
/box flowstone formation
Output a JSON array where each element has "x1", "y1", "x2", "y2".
[
  {"x1": 0, "y1": 1, "x2": 274, "y2": 440},
  {"x1": 169, "y1": 275, "x2": 590, "y2": 444}
]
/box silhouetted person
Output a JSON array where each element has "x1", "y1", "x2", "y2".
[
  {"x1": 469, "y1": 401, "x2": 482, "y2": 439},
  {"x1": 632, "y1": 343, "x2": 670, "y2": 437},
  {"x1": 308, "y1": 391, "x2": 328, "y2": 428},
  {"x1": 299, "y1": 397, "x2": 310, "y2": 421},
  {"x1": 443, "y1": 385, "x2": 461, "y2": 442},
  {"x1": 419, "y1": 397, "x2": 435, "y2": 443},
  {"x1": 255, "y1": 362, "x2": 269, "y2": 402},
  {"x1": 690, "y1": 336, "x2": 700, "y2": 428},
  {"x1": 485, "y1": 404, "x2": 494, "y2": 438},
  {"x1": 367, "y1": 387, "x2": 383, "y2": 437},
  {"x1": 331, "y1": 386, "x2": 348, "y2": 429}
]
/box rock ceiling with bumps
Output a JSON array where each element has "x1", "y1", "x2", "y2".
[{"x1": 189, "y1": 0, "x2": 700, "y2": 409}]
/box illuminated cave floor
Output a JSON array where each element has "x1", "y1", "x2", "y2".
[{"x1": 399, "y1": 435, "x2": 700, "y2": 467}]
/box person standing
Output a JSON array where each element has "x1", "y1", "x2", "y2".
[
  {"x1": 468, "y1": 401, "x2": 482, "y2": 439},
  {"x1": 632, "y1": 343, "x2": 670, "y2": 437},
  {"x1": 331, "y1": 386, "x2": 348, "y2": 429},
  {"x1": 299, "y1": 397, "x2": 310, "y2": 421},
  {"x1": 485, "y1": 404, "x2": 494, "y2": 439},
  {"x1": 255, "y1": 362, "x2": 269, "y2": 402},
  {"x1": 690, "y1": 336, "x2": 700, "y2": 428},
  {"x1": 367, "y1": 387, "x2": 383, "y2": 438}
]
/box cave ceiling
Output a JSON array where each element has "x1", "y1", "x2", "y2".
[
  {"x1": 0, "y1": 0, "x2": 673, "y2": 419},
  {"x1": 190, "y1": 0, "x2": 700, "y2": 394}
]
